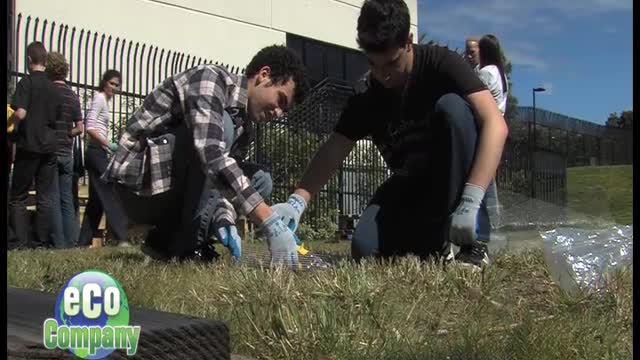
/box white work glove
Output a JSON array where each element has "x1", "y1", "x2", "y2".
[
  {"x1": 270, "y1": 193, "x2": 307, "y2": 232},
  {"x1": 449, "y1": 183, "x2": 485, "y2": 247},
  {"x1": 260, "y1": 212, "x2": 299, "y2": 269}
]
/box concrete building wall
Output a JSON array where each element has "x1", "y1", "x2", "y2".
[{"x1": 15, "y1": 0, "x2": 418, "y2": 69}]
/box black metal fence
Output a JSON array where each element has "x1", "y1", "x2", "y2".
[
  {"x1": 518, "y1": 106, "x2": 633, "y2": 167},
  {"x1": 249, "y1": 78, "x2": 390, "y2": 227},
  {"x1": 9, "y1": 14, "x2": 245, "y2": 143},
  {"x1": 8, "y1": 14, "x2": 391, "y2": 229}
]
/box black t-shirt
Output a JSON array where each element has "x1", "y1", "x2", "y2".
[
  {"x1": 53, "y1": 82, "x2": 83, "y2": 156},
  {"x1": 334, "y1": 44, "x2": 487, "y2": 174},
  {"x1": 11, "y1": 71, "x2": 59, "y2": 154}
]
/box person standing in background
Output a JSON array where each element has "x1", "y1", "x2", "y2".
[
  {"x1": 477, "y1": 34, "x2": 508, "y2": 115},
  {"x1": 78, "y1": 69, "x2": 128, "y2": 247},
  {"x1": 46, "y1": 52, "x2": 84, "y2": 248},
  {"x1": 465, "y1": 37, "x2": 481, "y2": 73},
  {"x1": 8, "y1": 41, "x2": 60, "y2": 250}
]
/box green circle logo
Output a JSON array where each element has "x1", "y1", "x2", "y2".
[{"x1": 44, "y1": 270, "x2": 140, "y2": 359}]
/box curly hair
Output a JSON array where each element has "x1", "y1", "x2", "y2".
[
  {"x1": 45, "y1": 52, "x2": 69, "y2": 81},
  {"x1": 245, "y1": 45, "x2": 309, "y2": 105},
  {"x1": 357, "y1": 0, "x2": 410, "y2": 53}
]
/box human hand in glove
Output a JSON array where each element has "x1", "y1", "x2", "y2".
[
  {"x1": 449, "y1": 183, "x2": 485, "y2": 247},
  {"x1": 261, "y1": 212, "x2": 299, "y2": 268},
  {"x1": 270, "y1": 193, "x2": 306, "y2": 232},
  {"x1": 217, "y1": 225, "x2": 241, "y2": 261},
  {"x1": 251, "y1": 170, "x2": 273, "y2": 199}
]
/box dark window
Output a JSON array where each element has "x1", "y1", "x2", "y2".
[
  {"x1": 287, "y1": 34, "x2": 303, "y2": 60},
  {"x1": 305, "y1": 41, "x2": 325, "y2": 86},
  {"x1": 345, "y1": 51, "x2": 368, "y2": 83},
  {"x1": 326, "y1": 46, "x2": 344, "y2": 80},
  {"x1": 287, "y1": 33, "x2": 368, "y2": 87}
]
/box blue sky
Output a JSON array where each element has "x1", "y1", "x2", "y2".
[{"x1": 417, "y1": 0, "x2": 633, "y2": 125}]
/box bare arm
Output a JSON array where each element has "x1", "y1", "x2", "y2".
[
  {"x1": 7, "y1": 109, "x2": 26, "y2": 131},
  {"x1": 11, "y1": 108, "x2": 26, "y2": 122},
  {"x1": 87, "y1": 129, "x2": 111, "y2": 148},
  {"x1": 247, "y1": 202, "x2": 276, "y2": 225},
  {"x1": 464, "y1": 89, "x2": 509, "y2": 190},
  {"x1": 292, "y1": 132, "x2": 356, "y2": 203},
  {"x1": 70, "y1": 120, "x2": 84, "y2": 137}
]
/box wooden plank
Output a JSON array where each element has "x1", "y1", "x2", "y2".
[{"x1": 8, "y1": 287, "x2": 231, "y2": 359}]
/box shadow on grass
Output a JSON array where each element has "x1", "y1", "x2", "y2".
[{"x1": 101, "y1": 249, "x2": 148, "y2": 263}]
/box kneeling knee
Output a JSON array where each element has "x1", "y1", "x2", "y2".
[{"x1": 352, "y1": 205, "x2": 380, "y2": 260}]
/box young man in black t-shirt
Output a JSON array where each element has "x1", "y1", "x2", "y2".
[
  {"x1": 272, "y1": 0, "x2": 508, "y2": 268},
  {"x1": 8, "y1": 42, "x2": 61, "y2": 249}
]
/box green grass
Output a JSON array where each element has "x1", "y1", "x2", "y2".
[
  {"x1": 567, "y1": 165, "x2": 633, "y2": 225},
  {"x1": 8, "y1": 243, "x2": 632, "y2": 360}
]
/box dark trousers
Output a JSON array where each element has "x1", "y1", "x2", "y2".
[
  {"x1": 115, "y1": 124, "x2": 211, "y2": 258},
  {"x1": 352, "y1": 93, "x2": 495, "y2": 260},
  {"x1": 8, "y1": 149, "x2": 58, "y2": 249},
  {"x1": 78, "y1": 144, "x2": 128, "y2": 246},
  {"x1": 115, "y1": 121, "x2": 273, "y2": 259}
]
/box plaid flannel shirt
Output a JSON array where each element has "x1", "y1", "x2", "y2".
[{"x1": 103, "y1": 64, "x2": 264, "y2": 216}]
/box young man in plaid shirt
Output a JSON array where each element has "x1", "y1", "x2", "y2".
[{"x1": 104, "y1": 45, "x2": 309, "y2": 266}]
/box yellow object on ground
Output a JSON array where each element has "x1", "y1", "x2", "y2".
[{"x1": 297, "y1": 243, "x2": 310, "y2": 256}]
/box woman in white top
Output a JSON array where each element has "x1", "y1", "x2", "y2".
[
  {"x1": 476, "y1": 34, "x2": 507, "y2": 232},
  {"x1": 477, "y1": 34, "x2": 508, "y2": 114},
  {"x1": 78, "y1": 69, "x2": 128, "y2": 247}
]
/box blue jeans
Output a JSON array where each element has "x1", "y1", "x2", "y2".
[{"x1": 52, "y1": 154, "x2": 76, "y2": 248}]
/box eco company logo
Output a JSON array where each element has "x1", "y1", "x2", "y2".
[{"x1": 42, "y1": 270, "x2": 141, "y2": 359}]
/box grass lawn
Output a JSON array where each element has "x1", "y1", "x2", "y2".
[
  {"x1": 567, "y1": 165, "x2": 633, "y2": 225},
  {"x1": 8, "y1": 242, "x2": 632, "y2": 360}
]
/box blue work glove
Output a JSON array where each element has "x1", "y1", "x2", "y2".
[
  {"x1": 109, "y1": 142, "x2": 119, "y2": 152},
  {"x1": 261, "y1": 213, "x2": 299, "y2": 268},
  {"x1": 449, "y1": 183, "x2": 485, "y2": 247},
  {"x1": 251, "y1": 170, "x2": 273, "y2": 199},
  {"x1": 217, "y1": 225, "x2": 242, "y2": 262},
  {"x1": 270, "y1": 193, "x2": 307, "y2": 233}
]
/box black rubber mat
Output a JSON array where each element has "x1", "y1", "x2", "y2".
[{"x1": 7, "y1": 287, "x2": 230, "y2": 359}]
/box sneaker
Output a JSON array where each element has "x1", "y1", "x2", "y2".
[
  {"x1": 443, "y1": 245, "x2": 455, "y2": 266},
  {"x1": 455, "y1": 243, "x2": 490, "y2": 269}
]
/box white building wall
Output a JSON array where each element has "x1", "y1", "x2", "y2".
[{"x1": 16, "y1": 0, "x2": 418, "y2": 69}]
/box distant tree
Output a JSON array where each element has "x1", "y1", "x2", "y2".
[
  {"x1": 607, "y1": 110, "x2": 633, "y2": 130},
  {"x1": 607, "y1": 112, "x2": 621, "y2": 127}
]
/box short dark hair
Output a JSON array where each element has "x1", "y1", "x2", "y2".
[
  {"x1": 45, "y1": 52, "x2": 69, "y2": 81},
  {"x1": 479, "y1": 34, "x2": 508, "y2": 93},
  {"x1": 357, "y1": 0, "x2": 411, "y2": 53},
  {"x1": 245, "y1": 45, "x2": 309, "y2": 105},
  {"x1": 99, "y1": 69, "x2": 121, "y2": 92},
  {"x1": 26, "y1": 41, "x2": 47, "y2": 65}
]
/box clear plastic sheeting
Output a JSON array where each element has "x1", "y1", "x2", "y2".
[{"x1": 541, "y1": 225, "x2": 633, "y2": 293}]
